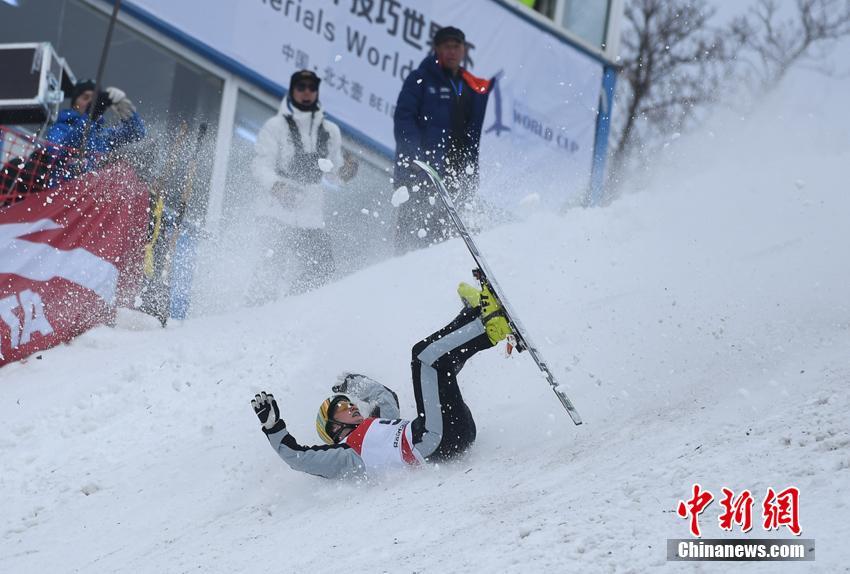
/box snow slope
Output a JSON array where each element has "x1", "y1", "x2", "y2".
[{"x1": 2, "y1": 70, "x2": 849, "y2": 573}]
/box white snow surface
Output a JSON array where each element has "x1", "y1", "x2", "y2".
[{"x1": 2, "y1": 72, "x2": 849, "y2": 573}]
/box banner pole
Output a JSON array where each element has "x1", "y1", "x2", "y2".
[{"x1": 79, "y1": 0, "x2": 123, "y2": 159}]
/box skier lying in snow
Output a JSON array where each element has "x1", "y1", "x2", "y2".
[{"x1": 252, "y1": 282, "x2": 512, "y2": 478}]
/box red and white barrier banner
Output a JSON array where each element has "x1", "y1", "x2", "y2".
[{"x1": 0, "y1": 163, "x2": 148, "y2": 366}]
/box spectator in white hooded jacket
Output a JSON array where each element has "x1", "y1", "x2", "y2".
[{"x1": 251, "y1": 70, "x2": 347, "y2": 297}]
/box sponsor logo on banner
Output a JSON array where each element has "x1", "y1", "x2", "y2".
[
  {"x1": 483, "y1": 71, "x2": 509, "y2": 137},
  {"x1": 0, "y1": 164, "x2": 148, "y2": 366},
  {"x1": 126, "y1": 0, "x2": 605, "y2": 206}
]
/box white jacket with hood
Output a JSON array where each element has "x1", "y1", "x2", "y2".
[{"x1": 252, "y1": 99, "x2": 344, "y2": 229}]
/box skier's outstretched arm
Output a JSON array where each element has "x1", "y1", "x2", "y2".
[
  {"x1": 333, "y1": 373, "x2": 401, "y2": 419},
  {"x1": 252, "y1": 392, "x2": 364, "y2": 479}
]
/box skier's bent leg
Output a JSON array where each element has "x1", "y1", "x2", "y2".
[{"x1": 411, "y1": 306, "x2": 494, "y2": 461}]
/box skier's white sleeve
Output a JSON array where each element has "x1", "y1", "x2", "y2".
[
  {"x1": 341, "y1": 374, "x2": 401, "y2": 419},
  {"x1": 265, "y1": 427, "x2": 365, "y2": 479}
]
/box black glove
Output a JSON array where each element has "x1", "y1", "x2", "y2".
[{"x1": 251, "y1": 392, "x2": 286, "y2": 434}]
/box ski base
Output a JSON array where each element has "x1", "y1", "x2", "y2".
[{"x1": 414, "y1": 159, "x2": 583, "y2": 425}]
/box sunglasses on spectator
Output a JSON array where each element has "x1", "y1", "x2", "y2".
[{"x1": 294, "y1": 82, "x2": 318, "y2": 92}]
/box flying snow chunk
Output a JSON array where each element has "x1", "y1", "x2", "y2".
[
  {"x1": 465, "y1": 165, "x2": 474, "y2": 175},
  {"x1": 411, "y1": 185, "x2": 420, "y2": 192},
  {"x1": 417, "y1": 228, "x2": 427, "y2": 238},
  {"x1": 318, "y1": 158, "x2": 334, "y2": 172},
  {"x1": 391, "y1": 185, "x2": 410, "y2": 206},
  {"x1": 334, "y1": 54, "x2": 342, "y2": 62},
  {"x1": 428, "y1": 196, "x2": 436, "y2": 206},
  {"x1": 360, "y1": 208, "x2": 370, "y2": 215},
  {"x1": 519, "y1": 193, "x2": 541, "y2": 207}
]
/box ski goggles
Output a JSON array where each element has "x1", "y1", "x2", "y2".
[
  {"x1": 329, "y1": 399, "x2": 355, "y2": 419},
  {"x1": 325, "y1": 398, "x2": 358, "y2": 442}
]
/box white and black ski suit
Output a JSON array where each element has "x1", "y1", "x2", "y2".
[{"x1": 262, "y1": 306, "x2": 494, "y2": 478}]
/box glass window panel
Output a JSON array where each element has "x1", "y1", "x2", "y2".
[
  {"x1": 222, "y1": 90, "x2": 276, "y2": 221},
  {"x1": 531, "y1": 0, "x2": 558, "y2": 20},
  {"x1": 561, "y1": 0, "x2": 612, "y2": 48},
  {"x1": 0, "y1": 0, "x2": 65, "y2": 46}
]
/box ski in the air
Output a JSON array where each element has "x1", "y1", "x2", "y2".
[{"x1": 413, "y1": 160, "x2": 583, "y2": 425}]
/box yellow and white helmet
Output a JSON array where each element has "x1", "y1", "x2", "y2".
[{"x1": 316, "y1": 394, "x2": 357, "y2": 444}]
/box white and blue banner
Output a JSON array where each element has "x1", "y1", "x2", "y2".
[{"x1": 126, "y1": 0, "x2": 605, "y2": 207}]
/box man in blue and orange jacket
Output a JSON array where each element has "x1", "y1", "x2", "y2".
[{"x1": 392, "y1": 26, "x2": 495, "y2": 253}]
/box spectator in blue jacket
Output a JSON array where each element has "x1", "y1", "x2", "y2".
[
  {"x1": 393, "y1": 26, "x2": 494, "y2": 253},
  {"x1": 43, "y1": 79, "x2": 145, "y2": 185}
]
